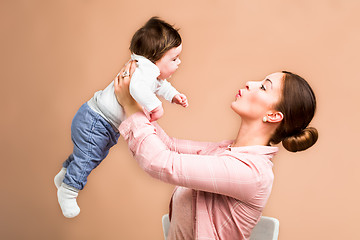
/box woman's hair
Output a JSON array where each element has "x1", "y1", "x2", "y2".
[
  {"x1": 270, "y1": 71, "x2": 318, "y2": 152},
  {"x1": 130, "y1": 17, "x2": 182, "y2": 63}
]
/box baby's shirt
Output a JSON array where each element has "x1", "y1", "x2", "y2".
[
  {"x1": 87, "y1": 54, "x2": 180, "y2": 129},
  {"x1": 129, "y1": 54, "x2": 179, "y2": 112}
]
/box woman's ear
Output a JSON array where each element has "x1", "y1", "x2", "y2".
[{"x1": 266, "y1": 112, "x2": 284, "y2": 123}]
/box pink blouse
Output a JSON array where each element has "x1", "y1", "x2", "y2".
[
  {"x1": 167, "y1": 186, "x2": 194, "y2": 239},
  {"x1": 119, "y1": 112, "x2": 278, "y2": 240}
]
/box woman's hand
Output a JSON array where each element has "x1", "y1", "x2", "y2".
[{"x1": 114, "y1": 60, "x2": 142, "y2": 118}]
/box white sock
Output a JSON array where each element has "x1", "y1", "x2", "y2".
[
  {"x1": 54, "y1": 167, "x2": 67, "y2": 189},
  {"x1": 57, "y1": 183, "x2": 80, "y2": 218}
]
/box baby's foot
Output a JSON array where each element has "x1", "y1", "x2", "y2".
[
  {"x1": 54, "y1": 168, "x2": 67, "y2": 189},
  {"x1": 57, "y1": 183, "x2": 80, "y2": 218}
]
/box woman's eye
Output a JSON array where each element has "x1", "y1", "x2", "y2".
[{"x1": 260, "y1": 84, "x2": 266, "y2": 91}]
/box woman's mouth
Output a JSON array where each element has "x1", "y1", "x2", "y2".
[{"x1": 236, "y1": 89, "x2": 242, "y2": 98}]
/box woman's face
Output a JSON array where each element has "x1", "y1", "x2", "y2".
[{"x1": 231, "y1": 72, "x2": 285, "y2": 121}]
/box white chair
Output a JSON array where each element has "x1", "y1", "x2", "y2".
[
  {"x1": 162, "y1": 214, "x2": 171, "y2": 240},
  {"x1": 162, "y1": 214, "x2": 170, "y2": 240},
  {"x1": 161, "y1": 214, "x2": 279, "y2": 240},
  {"x1": 250, "y1": 216, "x2": 279, "y2": 240}
]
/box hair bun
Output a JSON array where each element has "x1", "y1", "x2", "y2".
[{"x1": 282, "y1": 127, "x2": 318, "y2": 152}]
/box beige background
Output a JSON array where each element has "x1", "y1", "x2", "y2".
[{"x1": 1, "y1": 0, "x2": 360, "y2": 239}]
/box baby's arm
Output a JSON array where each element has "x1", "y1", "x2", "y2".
[
  {"x1": 172, "y1": 93, "x2": 188, "y2": 108},
  {"x1": 156, "y1": 80, "x2": 186, "y2": 105}
]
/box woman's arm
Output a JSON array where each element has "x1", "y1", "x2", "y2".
[
  {"x1": 152, "y1": 121, "x2": 232, "y2": 155},
  {"x1": 119, "y1": 112, "x2": 258, "y2": 201}
]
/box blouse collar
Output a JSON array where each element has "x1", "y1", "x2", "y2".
[{"x1": 227, "y1": 145, "x2": 278, "y2": 156}]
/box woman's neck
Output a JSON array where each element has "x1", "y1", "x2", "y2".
[{"x1": 231, "y1": 120, "x2": 276, "y2": 148}]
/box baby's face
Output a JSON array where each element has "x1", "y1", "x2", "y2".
[{"x1": 155, "y1": 44, "x2": 182, "y2": 80}]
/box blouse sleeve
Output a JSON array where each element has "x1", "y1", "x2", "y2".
[
  {"x1": 151, "y1": 121, "x2": 232, "y2": 155},
  {"x1": 119, "y1": 112, "x2": 259, "y2": 201}
]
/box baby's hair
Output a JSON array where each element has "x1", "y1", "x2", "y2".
[
  {"x1": 130, "y1": 17, "x2": 182, "y2": 63},
  {"x1": 270, "y1": 71, "x2": 318, "y2": 152}
]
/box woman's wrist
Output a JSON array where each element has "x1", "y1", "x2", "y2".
[{"x1": 123, "y1": 103, "x2": 143, "y2": 118}]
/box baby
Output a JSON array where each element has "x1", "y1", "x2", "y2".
[{"x1": 54, "y1": 17, "x2": 187, "y2": 218}]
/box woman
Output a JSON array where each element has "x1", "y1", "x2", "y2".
[{"x1": 114, "y1": 62, "x2": 318, "y2": 240}]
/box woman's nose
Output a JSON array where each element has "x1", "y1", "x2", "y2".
[{"x1": 246, "y1": 81, "x2": 258, "y2": 90}]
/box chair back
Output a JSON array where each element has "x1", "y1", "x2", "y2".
[
  {"x1": 162, "y1": 214, "x2": 170, "y2": 240},
  {"x1": 161, "y1": 214, "x2": 279, "y2": 240},
  {"x1": 249, "y1": 216, "x2": 279, "y2": 240}
]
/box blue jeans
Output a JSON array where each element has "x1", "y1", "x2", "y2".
[{"x1": 62, "y1": 103, "x2": 120, "y2": 190}]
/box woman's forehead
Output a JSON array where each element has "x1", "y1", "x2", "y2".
[
  {"x1": 265, "y1": 72, "x2": 285, "y2": 88},
  {"x1": 266, "y1": 72, "x2": 284, "y2": 81}
]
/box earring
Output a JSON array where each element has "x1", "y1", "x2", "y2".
[{"x1": 262, "y1": 116, "x2": 267, "y2": 123}]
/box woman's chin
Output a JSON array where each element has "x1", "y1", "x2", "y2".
[{"x1": 230, "y1": 102, "x2": 238, "y2": 114}]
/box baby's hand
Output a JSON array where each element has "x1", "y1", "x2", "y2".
[
  {"x1": 172, "y1": 94, "x2": 188, "y2": 108},
  {"x1": 149, "y1": 105, "x2": 164, "y2": 122}
]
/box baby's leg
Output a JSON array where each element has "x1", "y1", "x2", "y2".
[
  {"x1": 56, "y1": 103, "x2": 120, "y2": 218},
  {"x1": 54, "y1": 154, "x2": 74, "y2": 189},
  {"x1": 54, "y1": 167, "x2": 67, "y2": 189}
]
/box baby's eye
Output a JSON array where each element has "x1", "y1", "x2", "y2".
[{"x1": 260, "y1": 84, "x2": 266, "y2": 91}]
